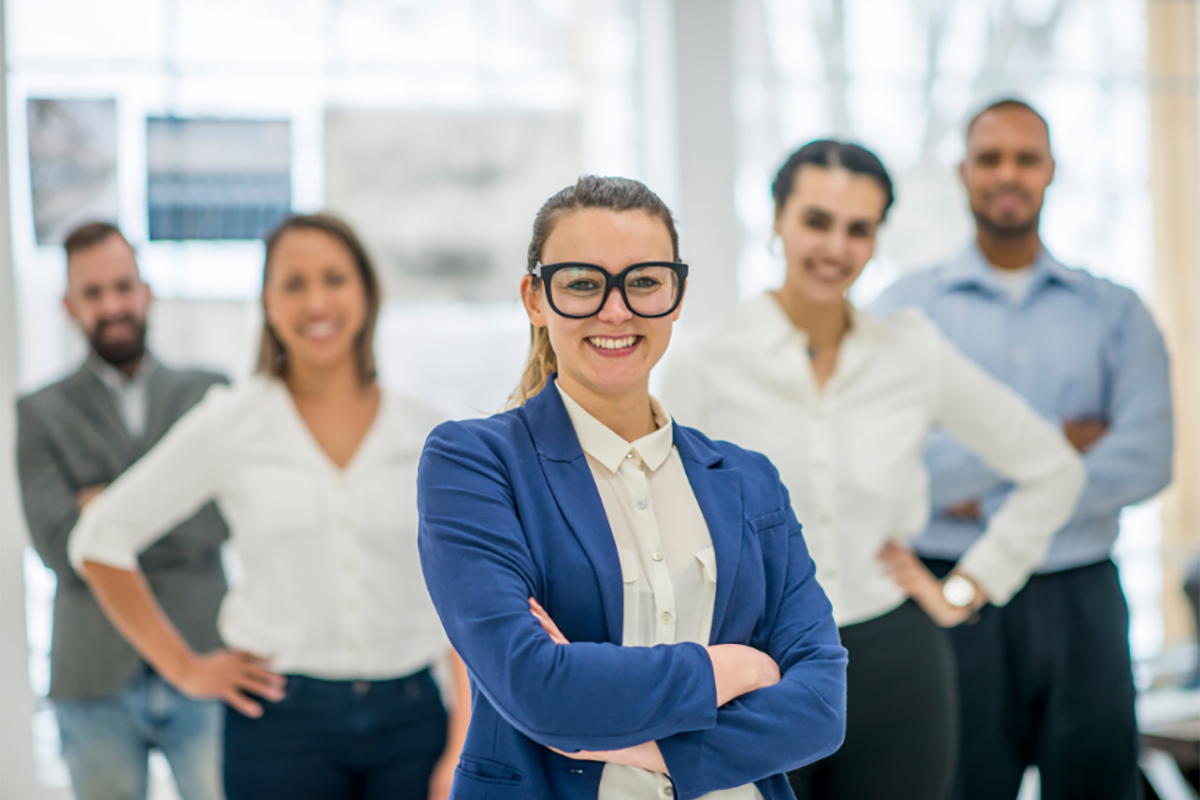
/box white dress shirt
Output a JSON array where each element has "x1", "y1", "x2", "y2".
[
  {"x1": 659, "y1": 293, "x2": 1084, "y2": 627},
  {"x1": 556, "y1": 383, "x2": 762, "y2": 800},
  {"x1": 87, "y1": 352, "x2": 156, "y2": 438},
  {"x1": 69, "y1": 376, "x2": 449, "y2": 680}
]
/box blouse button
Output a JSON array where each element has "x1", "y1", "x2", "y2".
[
  {"x1": 652, "y1": 551, "x2": 664, "y2": 562},
  {"x1": 663, "y1": 786, "x2": 674, "y2": 798},
  {"x1": 661, "y1": 611, "x2": 673, "y2": 624},
  {"x1": 625, "y1": 453, "x2": 635, "y2": 460},
  {"x1": 636, "y1": 499, "x2": 649, "y2": 510}
]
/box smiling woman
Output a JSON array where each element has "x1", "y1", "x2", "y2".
[
  {"x1": 66, "y1": 212, "x2": 474, "y2": 800},
  {"x1": 417, "y1": 176, "x2": 848, "y2": 800}
]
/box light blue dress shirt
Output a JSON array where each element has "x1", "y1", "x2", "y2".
[{"x1": 872, "y1": 243, "x2": 1173, "y2": 573}]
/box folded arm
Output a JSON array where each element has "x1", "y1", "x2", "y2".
[
  {"x1": 17, "y1": 400, "x2": 85, "y2": 576},
  {"x1": 417, "y1": 422, "x2": 723, "y2": 753},
  {"x1": 1068, "y1": 295, "x2": 1173, "y2": 523},
  {"x1": 655, "y1": 508, "x2": 847, "y2": 800}
]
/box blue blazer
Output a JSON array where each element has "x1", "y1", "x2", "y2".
[{"x1": 418, "y1": 379, "x2": 846, "y2": 800}]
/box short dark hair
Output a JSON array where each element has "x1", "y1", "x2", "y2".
[
  {"x1": 256, "y1": 213, "x2": 382, "y2": 385},
  {"x1": 63, "y1": 221, "x2": 128, "y2": 258},
  {"x1": 771, "y1": 140, "x2": 895, "y2": 220},
  {"x1": 966, "y1": 98, "x2": 1051, "y2": 146}
]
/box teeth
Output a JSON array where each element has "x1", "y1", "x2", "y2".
[
  {"x1": 301, "y1": 321, "x2": 338, "y2": 338},
  {"x1": 589, "y1": 336, "x2": 637, "y2": 350}
]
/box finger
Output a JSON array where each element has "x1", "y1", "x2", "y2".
[
  {"x1": 242, "y1": 663, "x2": 287, "y2": 689},
  {"x1": 232, "y1": 650, "x2": 277, "y2": 669},
  {"x1": 223, "y1": 688, "x2": 263, "y2": 719},
  {"x1": 237, "y1": 672, "x2": 286, "y2": 702}
]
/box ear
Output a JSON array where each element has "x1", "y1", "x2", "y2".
[
  {"x1": 772, "y1": 209, "x2": 783, "y2": 238},
  {"x1": 1047, "y1": 157, "x2": 1056, "y2": 186},
  {"x1": 62, "y1": 293, "x2": 77, "y2": 321},
  {"x1": 520, "y1": 274, "x2": 547, "y2": 328},
  {"x1": 958, "y1": 159, "x2": 968, "y2": 188}
]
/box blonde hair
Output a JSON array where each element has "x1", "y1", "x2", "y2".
[
  {"x1": 507, "y1": 176, "x2": 680, "y2": 407},
  {"x1": 256, "y1": 213, "x2": 381, "y2": 384}
]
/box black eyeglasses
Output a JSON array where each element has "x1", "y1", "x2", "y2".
[{"x1": 532, "y1": 261, "x2": 689, "y2": 319}]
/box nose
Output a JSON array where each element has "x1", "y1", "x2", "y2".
[
  {"x1": 596, "y1": 283, "x2": 634, "y2": 323},
  {"x1": 994, "y1": 156, "x2": 1020, "y2": 185},
  {"x1": 828, "y1": 227, "x2": 852, "y2": 262}
]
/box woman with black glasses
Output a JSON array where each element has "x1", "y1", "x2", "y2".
[{"x1": 417, "y1": 176, "x2": 847, "y2": 800}]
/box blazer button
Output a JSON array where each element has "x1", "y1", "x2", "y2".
[{"x1": 636, "y1": 499, "x2": 649, "y2": 510}]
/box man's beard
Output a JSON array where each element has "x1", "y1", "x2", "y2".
[
  {"x1": 973, "y1": 207, "x2": 1040, "y2": 240},
  {"x1": 89, "y1": 315, "x2": 147, "y2": 368}
]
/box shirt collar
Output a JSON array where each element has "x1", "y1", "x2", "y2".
[
  {"x1": 939, "y1": 242, "x2": 1081, "y2": 296},
  {"x1": 86, "y1": 351, "x2": 157, "y2": 393},
  {"x1": 554, "y1": 380, "x2": 674, "y2": 474}
]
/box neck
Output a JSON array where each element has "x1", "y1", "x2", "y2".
[
  {"x1": 285, "y1": 357, "x2": 368, "y2": 401},
  {"x1": 772, "y1": 282, "x2": 849, "y2": 352},
  {"x1": 557, "y1": 371, "x2": 657, "y2": 443},
  {"x1": 976, "y1": 229, "x2": 1042, "y2": 270},
  {"x1": 117, "y1": 356, "x2": 143, "y2": 379}
]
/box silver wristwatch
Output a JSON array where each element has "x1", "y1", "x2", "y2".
[{"x1": 942, "y1": 574, "x2": 978, "y2": 609}]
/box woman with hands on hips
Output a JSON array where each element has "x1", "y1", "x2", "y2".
[
  {"x1": 417, "y1": 176, "x2": 847, "y2": 800},
  {"x1": 69, "y1": 214, "x2": 470, "y2": 800},
  {"x1": 658, "y1": 141, "x2": 1085, "y2": 800}
]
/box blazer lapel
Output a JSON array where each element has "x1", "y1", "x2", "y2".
[
  {"x1": 66, "y1": 368, "x2": 133, "y2": 455},
  {"x1": 675, "y1": 427, "x2": 744, "y2": 644},
  {"x1": 142, "y1": 366, "x2": 173, "y2": 444},
  {"x1": 524, "y1": 380, "x2": 626, "y2": 645}
]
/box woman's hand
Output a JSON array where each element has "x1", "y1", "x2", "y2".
[
  {"x1": 705, "y1": 644, "x2": 780, "y2": 706},
  {"x1": 171, "y1": 649, "x2": 286, "y2": 718},
  {"x1": 427, "y1": 753, "x2": 457, "y2": 800},
  {"x1": 551, "y1": 742, "x2": 670, "y2": 775},
  {"x1": 530, "y1": 598, "x2": 570, "y2": 644},
  {"x1": 878, "y1": 540, "x2": 977, "y2": 627}
]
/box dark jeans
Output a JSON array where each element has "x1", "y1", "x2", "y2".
[
  {"x1": 789, "y1": 600, "x2": 958, "y2": 800},
  {"x1": 926, "y1": 558, "x2": 1140, "y2": 800},
  {"x1": 224, "y1": 668, "x2": 448, "y2": 800}
]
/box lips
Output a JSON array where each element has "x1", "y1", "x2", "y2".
[{"x1": 586, "y1": 335, "x2": 642, "y2": 356}]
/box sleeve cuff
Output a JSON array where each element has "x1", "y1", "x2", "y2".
[{"x1": 68, "y1": 511, "x2": 141, "y2": 575}]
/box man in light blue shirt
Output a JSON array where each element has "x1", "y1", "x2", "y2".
[{"x1": 874, "y1": 99, "x2": 1173, "y2": 800}]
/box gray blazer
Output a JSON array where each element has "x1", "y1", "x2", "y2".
[{"x1": 16, "y1": 359, "x2": 230, "y2": 699}]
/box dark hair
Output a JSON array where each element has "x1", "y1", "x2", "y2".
[
  {"x1": 63, "y1": 221, "x2": 129, "y2": 258},
  {"x1": 256, "y1": 213, "x2": 381, "y2": 385},
  {"x1": 771, "y1": 140, "x2": 895, "y2": 220},
  {"x1": 508, "y1": 176, "x2": 680, "y2": 407},
  {"x1": 966, "y1": 98, "x2": 1051, "y2": 146}
]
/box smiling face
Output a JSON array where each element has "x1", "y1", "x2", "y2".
[
  {"x1": 774, "y1": 164, "x2": 888, "y2": 307},
  {"x1": 63, "y1": 233, "x2": 152, "y2": 369},
  {"x1": 521, "y1": 208, "x2": 680, "y2": 403},
  {"x1": 961, "y1": 105, "x2": 1055, "y2": 238},
  {"x1": 261, "y1": 227, "x2": 367, "y2": 376}
]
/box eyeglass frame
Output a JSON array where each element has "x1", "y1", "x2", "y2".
[{"x1": 531, "y1": 261, "x2": 690, "y2": 320}]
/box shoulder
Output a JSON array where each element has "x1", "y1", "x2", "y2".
[
  {"x1": 874, "y1": 264, "x2": 946, "y2": 306},
  {"x1": 161, "y1": 365, "x2": 229, "y2": 390},
  {"x1": 423, "y1": 409, "x2": 533, "y2": 462},
  {"x1": 16, "y1": 367, "x2": 92, "y2": 422},
  {"x1": 379, "y1": 388, "x2": 447, "y2": 447},
  {"x1": 675, "y1": 425, "x2": 789, "y2": 513},
  {"x1": 686, "y1": 293, "x2": 777, "y2": 348}
]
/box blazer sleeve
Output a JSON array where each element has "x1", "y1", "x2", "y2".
[
  {"x1": 16, "y1": 397, "x2": 83, "y2": 576},
  {"x1": 68, "y1": 385, "x2": 228, "y2": 573},
  {"x1": 417, "y1": 420, "x2": 720, "y2": 752},
  {"x1": 656, "y1": 492, "x2": 847, "y2": 799}
]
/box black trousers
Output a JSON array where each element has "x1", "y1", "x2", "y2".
[
  {"x1": 789, "y1": 600, "x2": 958, "y2": 800},
  {"x1": 224, "y1": 668, "x2": 448, "y2": 800},
  {"x1": 926, "y1": 558, "x2": 1140, "y2": 800}
]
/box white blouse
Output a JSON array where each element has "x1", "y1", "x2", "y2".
[
  {"x1": 659, "y1": 293, "x2": 1085, "y2": 627},
  {"x1": 557, "y1": 383, "x2": 762, "y2": 800},
  {"x1": 69, "y1": 376, "x2": 449, "y2": 680}
]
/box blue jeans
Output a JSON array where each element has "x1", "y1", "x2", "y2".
[
  {"x1": 224, "y1": 668, "x2": 448, "y2": 800},
  {"x1": 54, "y1": 665, "x2": 222, "y2": 800}
]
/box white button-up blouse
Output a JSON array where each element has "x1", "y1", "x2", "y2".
[
  {"x1": 69, "y1": 376, "x2": 449, "y2": 680},
  {"x1": 659, "y1": 294, "x2": 1085, "y2": 627},
  {"x1": 556, "y1": 383, "x2": 763, "y2": 800}
]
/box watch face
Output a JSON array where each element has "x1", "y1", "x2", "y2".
[{"x1": 943, "y1": 575, "x2": 976, "y2": 608}]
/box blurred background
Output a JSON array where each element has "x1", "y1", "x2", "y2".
[{"x1": 0, "y1": 0, "x2": 1196, "y2": 797}]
